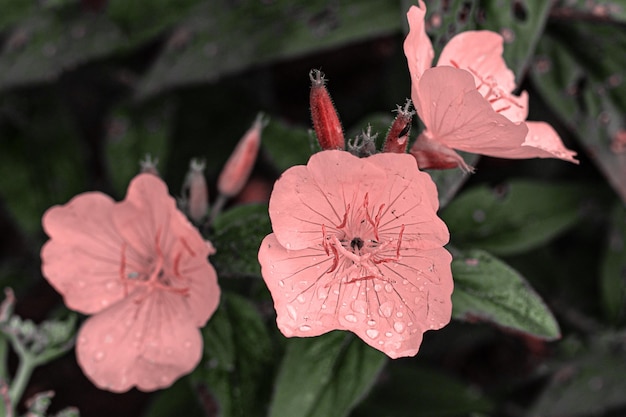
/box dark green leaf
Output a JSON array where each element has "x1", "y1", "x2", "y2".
[
  {"x1": 600, "y1": 204, "x2": 626, "y2": 325},
  {"x1": 441, "y1": 180, "x2": 589, "y2": 255},
  {"x1": 192, "y1": 292, "x2": 273, "y2": 417},
  {"x1": 136, "y1": 0, "x2": 403, "y2": 99},
  {"x1": 269, "y1": 332, "x2": 386, "y2": 417},
  {"x1": 452, "y1": 249, "x2": 560, "y2": 340},
  {"x1": 353, "y1": 363, "x2": 493, "y2": 417},
  {"x1": 531, "y1": 20, "x2": 626, "y2": 203},
  {"x1": 104, "y1": 103, "x2": 172, "y2": 195},
  {"x1": 0, "y1": 6, "x2": 124, "y2": 91},
  {"x1": 142, "y1": 379, "x2": 203, "y2": 417},
  {"x1": 262, "y1": 118, "x2": 313, "y2": 173},
  {"x1": 210, "y1": 204, "x2": 271, "y2": 278},
  {"x1": 529, "y1": 333, "x2": 626, "y2": 417}
]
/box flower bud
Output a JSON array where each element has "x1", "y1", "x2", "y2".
[
  {"x1": 309, "y1": 69, "x2": 344, "y2": 150},
  {"x1": 218, "y1": 114, "x2": 264, "y2": 198},
  {"x1": 183, "y1": 159, "x2": 209, "y2": 223},
  {"x1": 383, "y1": 100, "x2": 414, "y2": 153}
]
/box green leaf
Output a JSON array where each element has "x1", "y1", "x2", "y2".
[
  {"x1": 269, "y1": 332, "x2": 386, "y2": 417},
  {"x1": 531, "y1": 20, "x2": 626, "y2": 203},
  {"x1": 210, "y1": 204, "x2": 271, "y2": 278},
  {"x1": 136, "y1": 0, "x2": 403, "y2": 99},
  {"x1": 104, "y1": 103, "x2": 172, "y2": 195},
  {"x1": 142, "y1": 379, "x2": 203, "y2": 417},
  {"x1": 262, "y1": 118, "x2": 313, "y2": 173},
  {"x1": 192, "y1": 292, "x2": 273, "y2": 417},
  {"x1": 0, "y1": 5, "x2": 124, "y2": 91},
  {"x1": 529, "y1": 333, "x2": 626, "y2": 417},
  {"x1": 352, "y1": 363, "x2": 493, "y2": 417},
  {"x1": 451, "y1": 249, "x2": 561, "y2": 340},
  {"x1": 441, "y1": 180, "x2": 589, "y2": 255},
  {"x1": 600, "y1": 204, "x2": 626, "y2": 325}
]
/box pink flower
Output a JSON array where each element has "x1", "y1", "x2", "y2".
[
  {"x1": 41, "y1": 174, "x2": 220, "y2": 392},
  {"x1": 258, "y1": 150, "x2": 453, "y2": 358},
  {"x1": 404, "y1": 1, "x2": 577, "y2": 170}
]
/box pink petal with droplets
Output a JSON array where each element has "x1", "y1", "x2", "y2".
[
  {"x1": 414, "y1": 66, "x2": 529, "y2": 157},
  {"x1": 76, "y1": 289, "x2": 203, "y2": 393},
  {"x1": 41, "y1": 193, "x2": 126, "y2": 314}
]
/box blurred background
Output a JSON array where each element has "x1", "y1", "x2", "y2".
[{"x1": 0, "y1": 0, "x2": 625, "y2": 416}]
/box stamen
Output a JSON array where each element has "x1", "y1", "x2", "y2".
[{"x1": 336, "y1": 204, "x2": 350, "y2": 229}]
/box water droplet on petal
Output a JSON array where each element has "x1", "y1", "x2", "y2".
[
  {"x1": 105, "y1": 281, "x2": 116, "y2": 290},
  {"x1": 366, "y1": 329, "x2": 379, "y2": 339},
  {"x1": 78, "y1": 336, "x2": 87, "y2": 345},
  {"x1": 385, "y1": 331, "x2": 393, "y2": 338},
  {"x1": 378, "y1": 301, "x2": 393, "y2": 318},
  {"x1": 344, "y1": 314, "x2": 357, "y2": 323},
  {"x1": 184, "y1": 340, "x2": 192, "y2": 348},
  {"x1": 367, "y1": 319, "x2": 376, "y2": 326},
  {"x1": 94, "y1": 351, "x2": 105, "y2": 361},
  {"x1": 77, "y1": 280, "x2": 86, "y2": 288},
  {"x1": 384, "y1": 283, "x2": 393, "y2": 293},
  {"x1": 394, "y1": 322, "x2": 405, "y2": 333},
  {"x1": 353, "y1": 299, "x2": 367, "y2": 314},
  {"x1": 374, "y1": 284, "x2": 382, "y2": 292},
  {"x1": 297, "y1": 294, "x2": 306, "y2": 304},
  {"x1": 287, "y1": 304, "x2": 298, "y2": 320},
  {"x1": 299, "y1": 325, "x2": 312, "y2": 332}
]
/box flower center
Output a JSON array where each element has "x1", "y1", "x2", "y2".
[
  {"x1": 321, "y1": 193, "x2": 405, "y2": 283},
  {"x1": 119, "y1": 231, "x2": 191, "y2": 299}
]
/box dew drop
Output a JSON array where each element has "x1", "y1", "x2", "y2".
[
  {"x1": 374, "y1": 284, "x2": 382, "y2": 292},
  {"x1": 278, "y1": 280, "x2": 285, "y2": 287},
  {"x1": 344, "y1": 314, "x2": 358, "y2": 323},
  {"x1": 299, "y1": 325, "x2": 312, "y2": 332},
  {"x1": 285, "y1": 243, "x2": 291, "y2": 249},
  {"x1": 105, "y1": 281, "x2": 116, "y2": 290},
  {"x1": 101, "y1": 299, "x2": 109, "y2": 307},
  {"x1": 287, "y1": 304, "x2": 298, "y2": 320},
  {"x1": 394, "y1": 322, "x2": 405, "y2": 333},
  {"x1": 94, "y1": 351, "x2": 105, "y2": 362},
  {"x1": 367, "y1": 319, "x2": 376, "y2": 326},
  {"x1": 297, "y1": 294, "x2": 306, "y2": 304},
  {"x1": 366, "y1": 329, "x2": 379, "y2": 339},
  {"x1": 77, "y1": 280, "x2": 86, "y2": 288},
  {"x1": 402, "y1": 279, "x2": 409, "y2": 285},
  {"x1": 353, "y1": 299, "x2": 367, "y2": 314},
  {"x1": 378, "y1": 301, "x2": 393, "y2": 318},
  {"x1": 396, "y1": 311, "x2": 404, "y2": 318},
  {"x1": 317, "y1": 287, "x2": 328, "y2": 299},
  {"x1": 384, "y1": 283, "x2": 393, "y2": 293},
  {"x1": 78, "y1": 336, "x2": 87, "y2": 345},
  {"x1": 385, "y1": 331, "x2": 393, "y2": 337},
  {"x1": 184, "y1": 340, "x2": 192, "y2": 348},
  {"x1": 161, "y1": 375, "x2": 170, "y2": 383}
]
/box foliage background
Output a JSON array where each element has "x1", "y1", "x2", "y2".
[{"x1": 0, "y1": 0, "x2": 625, "y2": 416}]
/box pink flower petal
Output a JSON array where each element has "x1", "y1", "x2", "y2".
[
  {"x1": 497, "y1": 121, "x2": 579, "y2": 163},
  {"x1": 178, "y1": 253, "x2": 221, "y2": 327},
  {"x1": 76, "y1": 290, "x2": 203, "y2": 393},
  {"x1": 260, "y1": 151, "x2": 453, "y2": 358},
  {"x1": 403, "y1": 1, "x2": 434, "y2": 100},
  {"x1": 41, "y1": 193, "x2": 126, "y2": 314},
  {"x1": 414, "y1": 66, "x2": 529, "y2": 158},
  {"x1": 438, "y1": 31, "x2": 517, "y2": 94}
]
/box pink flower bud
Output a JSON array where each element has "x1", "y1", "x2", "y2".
[
  {"x1": 309, "y1": 70, "x2": 344, "y2": 150},
  {"x1": 217, "y1": 114, "x2": 264, "y2": 198},
  {"x1": 383, "y1": 100, "x2": 414, "y2": 153},
  {"x1": 183, "y1": 159, "x2": 209, "y2": 223}
]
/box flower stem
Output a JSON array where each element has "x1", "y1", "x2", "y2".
[{"x1": 8, "y1": 352, "x2": 35, "y2": 407}]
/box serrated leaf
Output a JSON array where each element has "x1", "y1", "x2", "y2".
[
  {"x1": 451, "y1": 249, "x2": 561, "y2": 340},
  {"x1": 136, "y1": 0, "x2": 402, "y2": 99},
  {"x1": 441, "y1": 180, "x2": 588, "y2": 255},
  {"x1": 192, "y1": 292, "x2": 273, "y2": 417},
  {"x1": 210, "y1": 204, "x2": 271, "y2": 278},
  {"x1": 0, "y1": 5, "x2": 124, "y2": 91},
  {"x1": 531, "y1": 20, "x2": 626, "y2": 203},
  {"x1": 352, "y1": 363, "x2": 493, "y2": 417},
  {"x1": 600, "y1": 204, "x2": 626, "y2": 324},
  {"x1": 269, "y1": 332, "x2": 386, "y2": 417}
]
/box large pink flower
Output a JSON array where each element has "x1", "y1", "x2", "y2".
[
  {"x1": 258, "y1": 150, "x2": 453, "y2": 358},
  {"x1": 41, "y1": 174, "x2": 220, "y2": 392},
  {"x1": 404, "y1": 1, "x2": 577, "y2": 170}
]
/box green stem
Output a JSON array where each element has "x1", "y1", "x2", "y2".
[
  {"x1": 8, "y1": 353, "x2": 35, "y2": 407},
  {"x1": 0, "y1": 334, "x2": 8, "y2": 381}
]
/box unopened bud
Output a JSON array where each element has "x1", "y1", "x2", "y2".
[
  {"x1": 383, "y1": 100, "x2": 414, "y2": 153},
  {"x1": 309, "y1": 69, "x2": 344, "y2": 150},
  {"x1": 218, "y1": 114, "x2": 264, "y2": 198},
  {"x1": 183, "y1": 159, "x2": 209, "y2": 223},
  {"x1": 139, "y1": 154, "x2": 159, "y2": 176}
]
